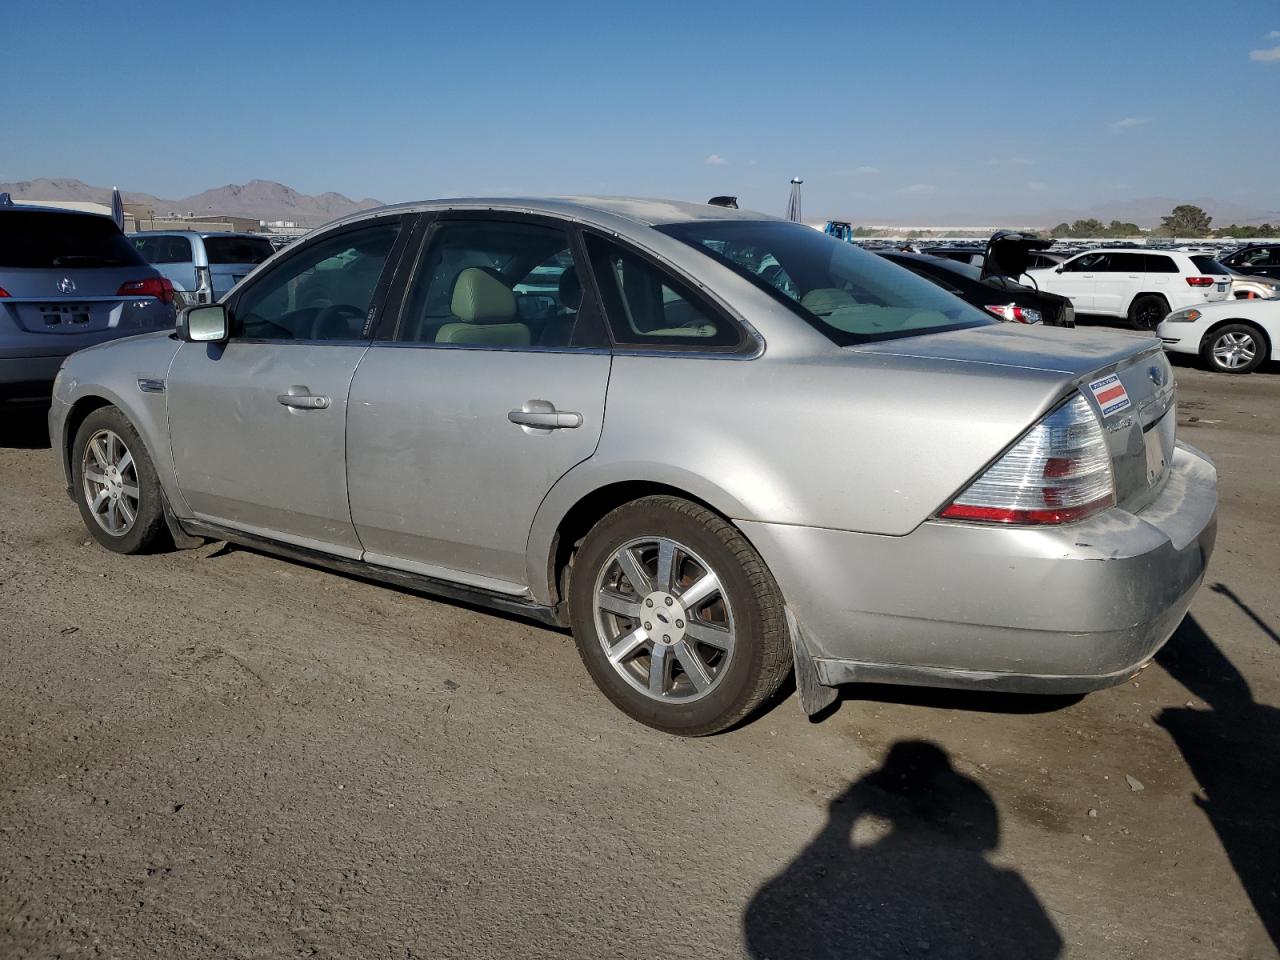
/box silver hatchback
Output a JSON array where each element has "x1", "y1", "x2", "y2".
[{"x1": 48, "y1": 198, "x2": 1218, "y2": 734}]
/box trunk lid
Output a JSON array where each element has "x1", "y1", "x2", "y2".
[{"x1": 854, "y1": 324, "x2": 1177, "y2": 512}]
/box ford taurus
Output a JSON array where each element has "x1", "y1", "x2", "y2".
[{"x1": 49, "y1": 198, "x2": 1218, "y2": 735}]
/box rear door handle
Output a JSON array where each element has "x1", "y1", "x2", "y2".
[
  {"x1": 277, "y1": 386, "x2": 330, "y2": 410},
  {"x1": 508, "y1": 399, "x2": 582, "y2": 430}
]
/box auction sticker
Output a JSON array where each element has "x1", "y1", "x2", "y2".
[{"x1": 1087, "y1": 373, "x2": 1131, "y2": 417}]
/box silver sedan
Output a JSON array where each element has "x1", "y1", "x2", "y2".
[{"x1": 48, "y1": 198, "x2": 1218, "y2": 735}]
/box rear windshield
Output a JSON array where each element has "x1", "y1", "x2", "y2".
[
  {"x1": 0, "y1": 211, "x2": 147, "y2": 269},
  {"x1": 1190, "y1": 255, "x2": 1228, "y2": 275},
  {"x1": 203, "y1": 236, "x2": 275, "y2": 265},
  {"x1": 656, "y1": 220, "x2": 994, "y2": 345}
]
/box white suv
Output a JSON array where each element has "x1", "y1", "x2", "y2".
[{"x1": 1025, "y1": 249, "x2": 1231, "y2": 329}]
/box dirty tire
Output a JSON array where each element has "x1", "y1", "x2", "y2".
[
  {"x1": 71, "y1": 406, "x2": 169, "y2": 554},
  {"x1": 568, "y1": 495, "x2": 791, "y2": 736},
  {"x1": 1128, "y1": 294, "x2": 1169, "y2": 331},
  {"x1": 1201, "y1": 322, "x2": 1266, "y2": 374}
]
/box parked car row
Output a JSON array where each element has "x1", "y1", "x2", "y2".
[
  {"x1": 130, "y1": 231, "x2": 275, "y2": 306},
  {"x1": 46, "y1": 197, "x2": 1217, "y2": 734}
]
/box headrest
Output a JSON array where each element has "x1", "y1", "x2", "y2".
[
  {"x1": 451, "y1": 267, "x2": 516, "y2": 323},
  {"x1": 558, "y1": 266, "x2": 582, "y2": 311},
  {"x1": 800, "y1": 287, "x2": 857, "y2": 317}
]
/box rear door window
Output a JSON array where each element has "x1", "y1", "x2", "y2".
[
  {"x1": 1142, "y1": 254, "x2": 1179, "y2": 273},
  {"x1": 0, "y1": 211, "x2": 147, "y2": 268},
  {"x1": 1105, "y1": 252, "x2": 1145, "y2": 272}
]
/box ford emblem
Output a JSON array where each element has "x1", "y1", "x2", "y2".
[{"x1": 57, "y1": 277, "x2": 76, "y2": 295}]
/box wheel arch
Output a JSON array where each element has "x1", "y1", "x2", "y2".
[
  {"x1": 1199, "y1": 316, "x2": 1273, "y2": 360},
  {"x1": 61, "y1": 394, "x2": 115, "y2": 479},
  {"x1": 527, "y1": 467, "x2": 761, "y2": 611}
]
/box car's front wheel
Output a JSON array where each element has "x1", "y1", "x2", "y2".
[
  {"x1": 1201, "y1": 323, "x2": 1266, "y2": 374},
  {"x1": 72, "y1": 406, "x2": 168, "y2": 553},
  {"x1": 568, "y1": 495, "x2": 791, "y2": 736}
]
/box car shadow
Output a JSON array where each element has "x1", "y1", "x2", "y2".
[
  {"x1": 742, "y1": 740, "x2": 1063, "y2": 959},
  {"x1": 815, "y1": 682, "x2": 1082, "y2": 720},
  {"x1": 1156, "y1": 612, "x2": 1280, "y2": 953},
  {"x1": 0, "y1": 406, "x2": 51, "y2": 449}
]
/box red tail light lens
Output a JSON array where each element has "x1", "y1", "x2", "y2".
[
  {"x1": 117, "y1": 277, "x2": 175, "y2": 304},
  {"x1": 1185, "y1": 276, "x2": 1215, "y2": 287},
  {"x1": 938, "y1": 394, "x2": 1115, "y2": 525},
  {"x1": 0, "y1": 287, "x2": 9, "y2": 298}
]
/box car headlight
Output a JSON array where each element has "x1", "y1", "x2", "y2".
[{"x1": 1165, "y1": 308, "x2": 1201, "y2": 323}]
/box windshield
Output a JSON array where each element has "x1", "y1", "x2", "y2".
[
  {"x1": 203, "y1": 236, "x2": 275, "y2": 265},
  {"x1": 656, "y1": 220, "x2": 994, "y2": 345},
  {"x1": 0, "y1": 211, "x2": 147, "y2": 269}
]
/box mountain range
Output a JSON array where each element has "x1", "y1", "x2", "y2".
[{"x1": 0, "y1": 178, "x2": 383, "y2": 226}]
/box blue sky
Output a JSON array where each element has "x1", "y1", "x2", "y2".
[{"x1": 2, "y1": 0, "x2": 1278, "y2": 220}]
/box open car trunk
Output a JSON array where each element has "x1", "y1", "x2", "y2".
[{"x1": 980, "y1": 230, "x2": 1052, "y2": 282}]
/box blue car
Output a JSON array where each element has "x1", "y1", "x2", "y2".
[{"x1": 1, "y1": 202, "x2": 177, "y2": 404}]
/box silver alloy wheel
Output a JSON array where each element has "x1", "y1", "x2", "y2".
[
  {"x1": 81, "y1": 429, "x2": 140, "y2": 536},
  {"x1": 1211, "y1": 331, "x2": 1257, "y2": 369},
  {"x1": 592, "y1": 536, "x2": 735, "y2": 703}
]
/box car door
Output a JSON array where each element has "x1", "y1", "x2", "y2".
[
  {"x1": 1041, "y1": 252, "x2": 1103, "y2": 311},
  {"x1": 165, "y1": 215, "x2": 409, "y2": 557},
  {"x1": 1232, "y1": 246, "x2": 1280, "y2": 280},
  {"x1": 346, "y1": 215, "x2": 611, "y2": 593},
  {"x1": 1092, "y1": 251, "x2": 1145, "y2": 316}
]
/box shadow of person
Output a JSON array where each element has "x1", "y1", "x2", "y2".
[
  {"x1": 1157, "y1": 614, "x2": 1280, "y2": 954},
  {"x1": 743, "y1": 741, "x2": 1062, "y2": 959}
]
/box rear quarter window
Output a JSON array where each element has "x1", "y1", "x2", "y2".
[
  {"x1": 203, "y1": 236, "x2": 275, "y2": 265},
  {"x1": 1190, "y1": 255, "x2": 1228, "y2": 275},
  {"x1": 1142, "y1": 254, "x2": 1179, "y2": 273}
]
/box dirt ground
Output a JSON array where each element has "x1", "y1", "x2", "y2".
[{"x1": 1, "y1": 351, "x2": 1277, "y2": 960}]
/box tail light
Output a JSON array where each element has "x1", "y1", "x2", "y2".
[
  {"x1": 117, "y1": 277, "x2": 175, "y2": 304},
  {"x1": 985, "y1": 304, "x2": 1042, "y2": 324},
  {"x1": 1185, "y1": 276, "x2": 1216, "y2": 287},
  {"x1": 938, "y1": 394, "x2": 1114, "y2": 525},
  {"x1": 0, "y1": 287, "x2": 9, "y2": 297}
]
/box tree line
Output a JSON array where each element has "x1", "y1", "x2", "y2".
[{"x1": 1050, "y1": 205, "x2": 1276, "y2": 239}]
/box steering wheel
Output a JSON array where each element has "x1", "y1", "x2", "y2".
[{"x1": 312, "y1": 303, "x2": 365, "y2": 339}]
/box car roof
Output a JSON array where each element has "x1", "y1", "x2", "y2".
[
  {"x1": 321, "y1": 196, "x2": 781, "y2": 234},
  {"x1": 131, "y1": 230, "x2": 268, "y2": 239}
]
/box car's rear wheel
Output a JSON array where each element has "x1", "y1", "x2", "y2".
[
  {"x1": 72, "y1": 407, "x2": 168, "y2": 553},
  {"x1": 1201, "y1": 323, "x2": 1266, "y2": 374},
  {"x1": 567, "y1": 495, "x2": 791, "y2": 736},
  {"x1": 1128, "y1": 294, "x2": 1169, "y2": 331}
]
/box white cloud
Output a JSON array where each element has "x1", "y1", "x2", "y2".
[
  {"x1": 1268, "y1": 30, "x2": 1280, "y2": 39},
  {"x1": 1249, "y1": 44, "x2": 1280, "y2": 61},
  {"x1": 1027, "y1": 181, "x2": 1048, "y2": 193},
  {"x1": 901, "y1": 183, "x2": 937, "y2": 195},
  {"x1": 1108, "y1": 117, "x2": 1149, "y2": 133},
  {"x1": 704, "y1": 154, "x2": 728, "y2": 166}
]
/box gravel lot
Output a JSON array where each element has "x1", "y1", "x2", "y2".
[{"x1": 2, "y1": 352, "x2": 1277, "y2": 959}]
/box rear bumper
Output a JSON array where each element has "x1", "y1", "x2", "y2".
[{"x1": 740, "y1": 442, "x2": 1218, "y2": 694}]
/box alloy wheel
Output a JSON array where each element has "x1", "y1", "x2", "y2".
[
  {"x1": 592, "y1": 536, "x2": 735, "y2": 703},
  {"x1": 81, "y1": 429, "x2": 140, "y2": 536},
  {"x1": 1211, "y1": 331, "x2": 1256, "y2": 370}
]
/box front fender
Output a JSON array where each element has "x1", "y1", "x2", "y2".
[{"x1": 52, "y1": 333, "x2": 189, "y2": 517}]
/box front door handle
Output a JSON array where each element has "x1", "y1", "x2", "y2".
[
  {"x1": 508, "y1": 399, "x2": 582, "y2": 430},
  {"x1": 277, "y1": 386, "x2": 331, "y2": 410}
]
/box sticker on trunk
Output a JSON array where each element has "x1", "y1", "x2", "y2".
[{"x1": 1087, "y1": 374, "x2": 1131, "y2": 417}]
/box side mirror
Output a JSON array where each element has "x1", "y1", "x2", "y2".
[
  {"x1": 1055, "y1": 266, "x2": 1064, "y2": 274},
  {"x1": 178, "y1": 304, "x2": 229, "y2": 343}
]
